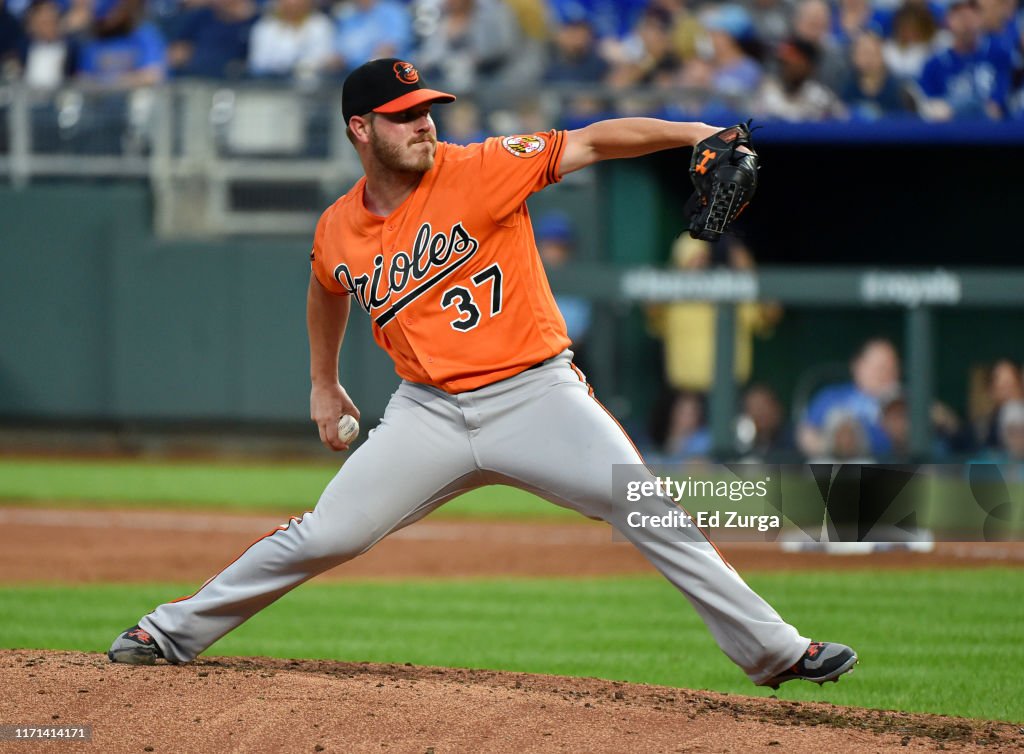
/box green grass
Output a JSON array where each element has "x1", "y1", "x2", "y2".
[
  {"x1": 4, "y1": 457, "x2": 1021, "y2": 533},
  {"x1": 0, "y1": 458, "x2": 572, "y2": 519},
  {"x1": 2, "y1": 570, "x2": 1022, "y2": 722}
]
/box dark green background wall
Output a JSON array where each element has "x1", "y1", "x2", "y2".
[
  {"x1": 1, "y1": 185, "x2": 317, "y2": 421},
  {"x1": 0, "y1": 181, "x2": 601, "y2": 425},
  {"x1": 1, "y1": 176, "x2": 1021, "y2": 429}
]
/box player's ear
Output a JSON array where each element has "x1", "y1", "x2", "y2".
[{"x1": 347, "y1": 114, "x2": 373, "y2": 145}]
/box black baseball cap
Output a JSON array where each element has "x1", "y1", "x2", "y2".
[{"x1": 342, "y1": 59, "x2": 456, "y2": 125}]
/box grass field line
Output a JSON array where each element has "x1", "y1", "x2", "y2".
[
  {"x1": 6, "y1": 507, "x2": 1024, "y2": 564},
  {"x1": 0, "y1": 507, "x2": 611, "y2": 544}
]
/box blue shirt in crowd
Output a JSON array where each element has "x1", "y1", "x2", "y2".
[
  {"x1": 804, "y1": 382, "x2": 892, "y2": 456},
  {"x1": 334, "y1": 0, "x2": 411, "y2": 69},
  {"x1": 173, "y1": 7, "x2": 255, "y2": 79},
  {"x1": 77, "y1": 23, "x2": 166, "y2": 82},
  {"x1": 919, "y1": 37, "x2": 1012, "y2": 116},
  {"x1": 841, "y1": 72, "x2": 908, "y2": 119},
  {"x1": 545, "y1": 46, "x2": 608, "y2": 84},
  {"x1": 663, "y1": 429, "x2": 713, "y2": 462},
  {"x1": 985, "y1": 15, "x2": 1021, "y2": 58},
  {"x1": 548, "y1": 0, "x2": 648, "y2": 39},
  {"x1": 712, "y1": 57, "x2": 762, "y2": 96}
]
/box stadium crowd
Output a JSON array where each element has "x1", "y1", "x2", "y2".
[
  {"x1": 528, "y1": 214, "x2": 1024, "y2": 464},
  {"x1": 0, "y1": 0, "x2": 1022, "y2": 120},
  {"x1": 643, "y1": 338, "x2": 1024, "y2": 464}
]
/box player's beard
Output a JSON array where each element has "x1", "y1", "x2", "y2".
[{"x1": 370, "y1": 130, "x2": 437, "y2": 174}]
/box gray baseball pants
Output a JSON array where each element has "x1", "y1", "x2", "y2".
[{"x1": 139, "y1": 351, "x2": 808, "y2": 683}]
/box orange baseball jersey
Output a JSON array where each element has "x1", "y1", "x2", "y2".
[{"x1": 310, "y1": 129, "x2": 572, "y2": 393}]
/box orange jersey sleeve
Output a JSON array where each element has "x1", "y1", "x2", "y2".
[
  {"x1": 478, "y1": 130, "x2": 567, "y2": 222},
  {"x1": 310, "y1": 204, "x2": 349, "y2": 296}
]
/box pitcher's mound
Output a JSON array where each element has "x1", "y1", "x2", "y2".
[{"x1": 1, "y1": 650, "x2": 1017, "y2": 753}]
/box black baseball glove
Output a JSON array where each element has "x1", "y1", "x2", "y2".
[{"x1": 684, "y1": 122, "x2": 759, "y2": 242}]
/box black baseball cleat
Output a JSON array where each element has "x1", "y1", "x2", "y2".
[
  {"x1": 760, "y1": 641, "x2": 858, "y2": 690},
  {"x1": 108, "y1": 625, "x2": 165, "y2": 665}
]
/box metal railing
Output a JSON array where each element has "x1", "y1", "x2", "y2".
[
  {"x1": 4, "y1": 80, "x2": 1023, "y2": 236},
  {"x1": 0, "y1": 82, "x2": 363, "y2": 235},
  {"x1": 1, "y1": 80, "x2": 679, "y2": 236}
]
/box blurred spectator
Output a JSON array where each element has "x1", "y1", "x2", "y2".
[
  {"x1": 996, "y1": 400, "x2": 1024, "y2": 462},
  {"x1": 418, "y1": 0, "x2": 544, "y2": 92},
  {"x1": 879, "y1": 391, "x2": 910, "y2": 458},
  {"x1": 438, "y1": 99, "x2": 486, "y2": 144},
  {"x1": 811, "y1": 409, "x2": 875, "y2": 463},
  {"x1": 973, "y1": 398, "x2": 1024, "y2": 475},
  {"x1": 647, "y1": 0, "x2": 702, "y2": 63},
  {"x1": 755, "y1": 37, "x2": 847, "y2": 120},
  {"x1": 747, "y1": 0, "x2": 792, "y2": 48},
  {"x1": 607, "y1": 5, "x2": 682, "y2": 88},
  {"x1": 541, "y1": 9, "x2": 605, "y2": 126},
  {"x1": 916, "y1": 0, "x2": 1012, "y2": 119},
  {"x1": 169, "y1": 0, "x2": 257, "y2": 79},
  {"x1": 507, "y1": 0, "x2": 551, "y2": 88},
  {"x1": 840, "y1": 30, "x2": 913, "y2": 117},
  {"x1": 735, "y1": 383, "x2": 796, "y2": 460},
  {"x1": 872, "y1": 0, "x2": 946, "y2": 38},
  {"x1": 23, "y1": 0, "x2": 74, "y2": 88},
  {"x1": 76, "y1": 9, "x2": 166, "y2": 86},
  {"x1": 976, "y1": 359, "x2": 1024, "y2": 447},
  {"x1": 488, "y1": 95, "x2": 549, "y2": 135},
  {"x1": 332, "y1": 0, "x2": 411, "y2": 73},
  {"x1": 700, "y1": 4, "x2": 763, "y2": 97},
  {"x1": 798, "y1": 338, "x2": 900, "y2": 458},
  {"x1": 648, "y1": 234, "x2": 781, "y2": 393},
  {"x1": 792, "y1": 0, "x2": 849, "y2": 89},
  {"x1": 61, "y1": 0, "x2": 92, "y2": 36},
  {"x1": 969, "y1": 400, "x2": 1024, "y2": 485},
  {"x1": 547, "y1": 0, "x2": 647, "y2": 41},
  {"x1": 650, "y1": 390, "x2": 712, "y2": 461},
  {"x1": 506, "y1": 0, "x2": 549, "y2": 41},
  {"x1": 0, "y1": 0, "x2": 26, "y2": 79},
  {"x1": 81, "y1": 0, "x2": 145, "y2": 38},
  {"x1": 544, "y1": 12, "x2": 609, "y2": 85},
  {"x1": 248, "y1": 0, "x2": 333, "y2": 80},
  {"x1": 883, "y1": 3, "x2": 941, "y2": 80},
  {"x1": 931, "y1": 399, "x2": 970, "y2": 453},
  {"x1": 878, "y1": 390, "x2": 965, "y2": 459},
  {"x1": 978, "y1": 0, "x2": 1020, "y2": 55},
  {"x1": 535, "y1": 212, "x2": 593, "y2": 372},
  {"x1": 833, "y1": 0, "x2": 878, "y2": 45}
]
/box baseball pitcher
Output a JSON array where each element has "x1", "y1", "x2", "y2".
[{"x1": 109, "y1": 59, "x2": 856, "y2": 690}]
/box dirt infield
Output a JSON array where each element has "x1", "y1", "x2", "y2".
[
  {"x1": 2, "y1": 650, "x2": 1021, "y2": 754},
  {"x1": 4, "y1": 506, "x2": 1023, "y2": 752},
  {"x1": 1, "y1": 507, "x2": 1023, "y2": 584}
]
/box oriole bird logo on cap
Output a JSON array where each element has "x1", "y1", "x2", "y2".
[{"x1": 394, "y1": 61, "x2": 420, "y2": 84}]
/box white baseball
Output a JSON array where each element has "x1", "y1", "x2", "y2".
[{"x1": 337, "y1": 415, "x2": 360, "y2": 444}]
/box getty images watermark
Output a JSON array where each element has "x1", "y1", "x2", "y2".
[
  {"x1": 624, "y1": 476, "x2": 780, "y2": 533},
  {"x1": 610, "y1": 464, "x2": 1024, "y2": 544}
]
